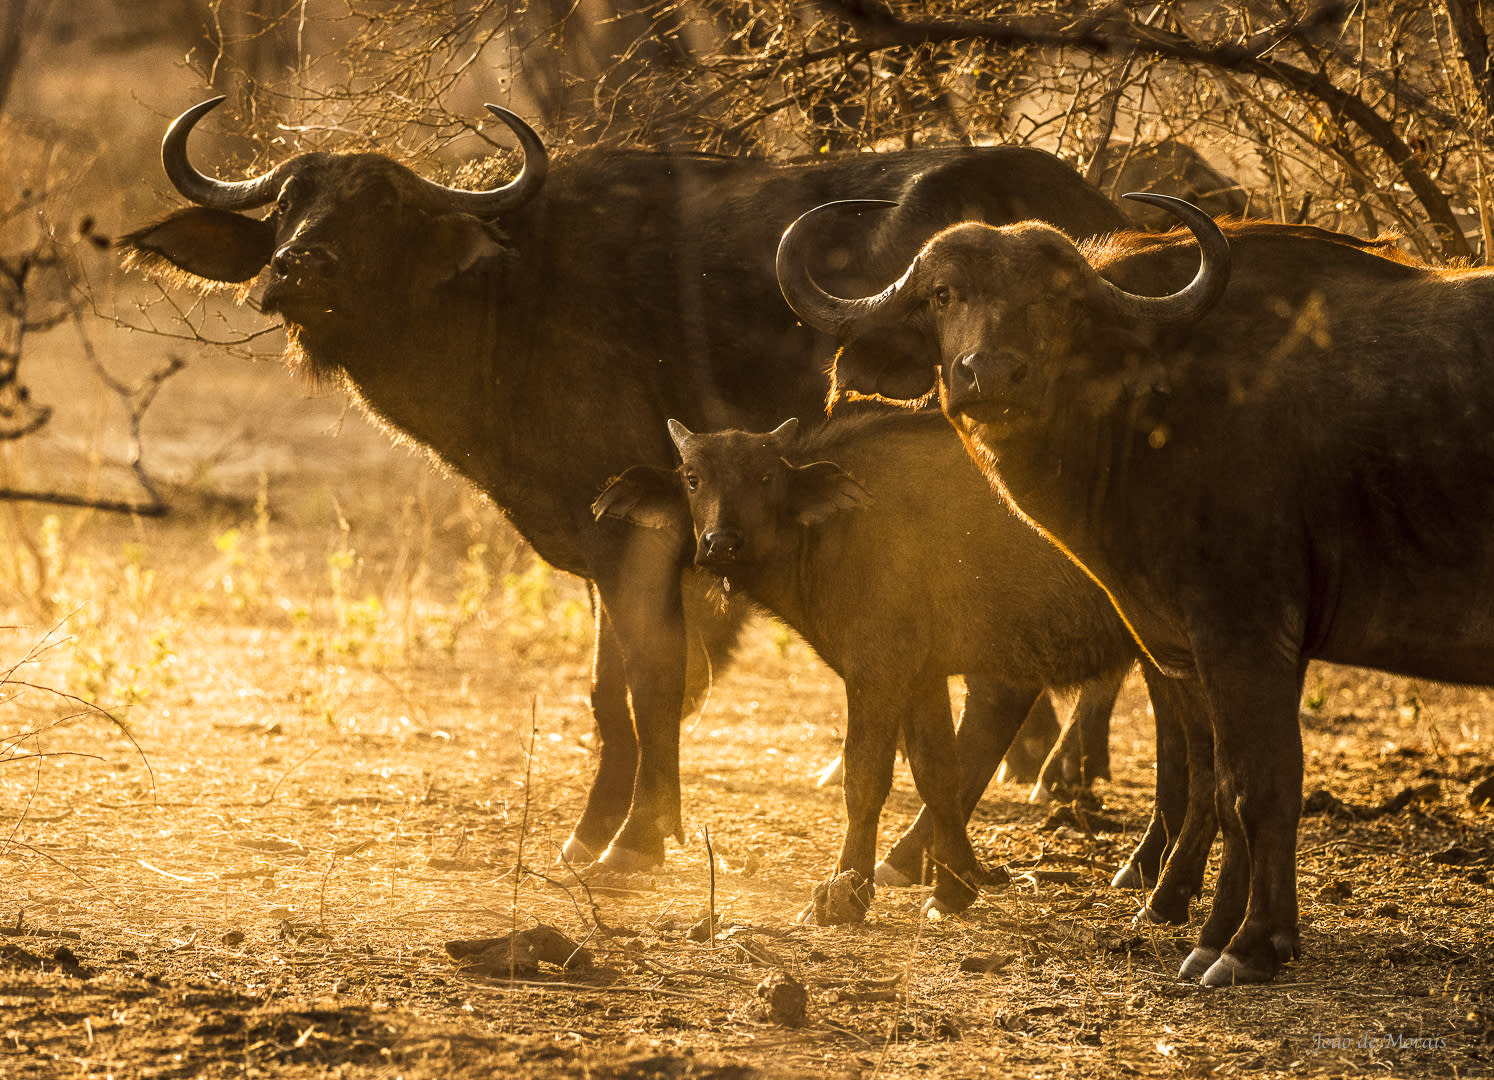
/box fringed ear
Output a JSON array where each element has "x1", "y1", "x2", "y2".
[
  {"x1": 592, "y1": 465, "x2": 689, "y2": 531},
  {"x1": 785, "y1": 460, "x2": 873, "y2": 525},
  {"x1": 118, "y1": 207, "x2": 275, "y2": 285},
  {"x1": 829, "y1": 325, "x2": 940, "y2": 412}
]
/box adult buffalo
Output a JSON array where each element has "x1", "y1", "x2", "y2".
[
  {"x1": 778, "y1": 195, "x2": 1494, "y2": 985},
  {"x1": 120, "y1": 98, "x2": 1126, "y2": 874}
]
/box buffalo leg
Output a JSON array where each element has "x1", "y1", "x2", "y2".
[
  {"x1": 588, "y1": 526, "x2": 691, "y2": 872},
  {"x1": 877, "y1": 678, "x2": 1042, "y2": 886},
  {"x1": 561, "y1": 598, "x2": 638, "y2": 864},
  {"x1": 1190, "y1": 656, "x2": 1305, "y2": 986},
  {"x1": 899, "y1": 673, "x2": 983, "y2": 916},
  {"x1": 1030, "y1": 667, "x2": 1125, "y2": 802},
  {"x1": 802, "y1": 672, "x2": 901, "y2": 924},
  {"x1": 1136, "y1": 672, "x2": 1217, "y2": 924},
  {"x1": 1111, "y1": 679, "x2": 1191, "y2": 892},
  {"x1": 993, "y1": 692, "x2": 1060, "y2": 784}
]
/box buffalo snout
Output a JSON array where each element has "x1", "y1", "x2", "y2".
[
  {"x1": 270, "y1": 242, "x2": 338, "y2": 284},
  {"x1": 946, "y1": 349, "x2": 1028, "y2": 414},
  {"x1": 697, "y1": 528, "x2": 744, "y2": 566}
]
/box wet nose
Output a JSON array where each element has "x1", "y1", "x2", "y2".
[
  {"x1": 271, "y1": 243, "x2": 337, "y2": 281},
  {"x1": 952, "y1": 350, "x2": 1026, "y2": 394},
  {"x1": 947, "y1": 350, "x2": 1027, "y2": 413},
  {"x1": 698, "y1": 529, "x2": 743, "y2": 564}
]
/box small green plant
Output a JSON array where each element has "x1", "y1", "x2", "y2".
[
  {"x1": 427, "y1": 541, "x2": 493, "y2": 655},
  {"x1": 206, "y1": 477, "x2": 277, "y2": 614}
]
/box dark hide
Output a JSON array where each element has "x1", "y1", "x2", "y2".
[
  {"x1": 120, "y1": 110, "x2": 1126, "y2": 872},
  {"x1": 820, "y1": 215, "x2": 1494, "y2": 985},
  {"x1": 595, "y1": 411, "x2": 1205, "y2": 923}
]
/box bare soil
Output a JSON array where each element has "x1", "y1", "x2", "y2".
[
  {"x1": 0, "y1": 45, "x2": 1490, "y2": 1076},
  {"x1": 1, "y1": 340, "x2": 1492, "y2": 1080}
]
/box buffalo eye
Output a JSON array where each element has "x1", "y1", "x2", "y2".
[
  {"x1": 684, "y1": 473, "x2": 699, "y2": 493},
  {"x1": 933, "y1": 285, "x2": 953, "y2": 309},
  {"x1": 275, "y1": 178, "x2": 301, "y2": 215}
]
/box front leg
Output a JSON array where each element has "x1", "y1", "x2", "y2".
[
  {"x1": 899, "y1": 673, "x2": 983, "y2": 917},
  {"x1": 1189, "y1": 652, "x2": 1306, "y2": 986},
  {"x1": 802, "y1": 674, "x2": 900, "y2": 925},
  {"x1": 1031, "y1": 667, "x2": 1125, "y2": 802},
  {"x1": 878, "y1": 678, "x2": 1041, "y2": 886},
  {"x1": 1134, "y1": 670, "x2": 1217, "y2": 925},
  {"x1": 586, "y1": 523, "x2": 692, "y2": 872},
  {"x1": 561, "y1": 597, "x2": 638, "y2": 865},
  {"x1": 1111, "y1": 680, "x2": 1191, "y2": 892}
]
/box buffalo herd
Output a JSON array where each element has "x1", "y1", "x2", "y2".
[{"x1": 123, "y1": 100, "x2": 1494, "y2": 987}]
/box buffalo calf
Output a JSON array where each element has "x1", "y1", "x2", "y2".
[{"x1": 595, "y1": 411, "x2": 1190, "y2": 923}]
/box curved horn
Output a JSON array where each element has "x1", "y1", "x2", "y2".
[
  {"x1": 1104, "y1": 193, "x2": 1231, "y2": 325},
  {"x1": 767, "y1": 418, "x2": 799, "y2": 443},
  {"x1": 162, "y1": 97, "x2": 291, "y2": 211},
  {"x1": 411, "y1": 104, "x2": 549, "y2": 218},
  {"x1": 777, "y1": 200, "x2": 909, "y2": 336},
  {"x1": 164, "y1": 99, "x2": 549, "y2": 219}
]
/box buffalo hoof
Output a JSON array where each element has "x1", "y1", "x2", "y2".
[
  {"x1": 1111, "y1": 863, "x2": 1149, "y2": 890},
  {"x1": 1137, "y1": 892, "x2": 1190, "y2": 926},
  {"x1": 558, "y1": 834, "x2": 599, "y2": 869},
  {"x1": 798, "y1": 870, "x2": 872, "y2": 926},
  {"x1": 1027, "y1": 780, "x2": 1053, "y2": 805},
  {"x1": 593, "y1": 843, "x2": 663, "y2": 874},
  {"x1": 1131, "y1": 904, "x2": 1166, "y2": 929},
  {"x1": 920, "y1": 893, "x2": 969, "y2": 921},
  {"x1": 1178, "y1": 946, "x2": 1220, "y2": 981},
  {"x1": 1200, "y1": 951, "x2": 1276, "y2": 987},
  {"x1": 874, "y1": 860, "x2": 916, "y2": 888}
]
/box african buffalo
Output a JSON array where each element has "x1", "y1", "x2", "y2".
[
  {"x1": 1092, "y1": 139, "x2": 1249, "y2": 229},
  {"x1": 594, "y1": 410, "x2": 1198, "y2": 923},
  {"x1": 120, "y1": 98, "x2": 1128, "y2": 876},
  {"x1": 778, "y1": 194, "x2": 1494, "y2": 985}
]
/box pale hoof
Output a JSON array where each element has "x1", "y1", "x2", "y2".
[
  {"x1": 1200, "y1": 951, "x2": 1274, "y2": 987},
  {"x1": 558, "y1": 834, "x2": 598, "y2": 868},
  {"x1": 920, "y1": 895, "x2": 963, "y2": 921},
  {"x1": 1027, "y1": 780, "x2": 1053, "y2": 805},
  {"x1": 1178, "y1": 946, "x2": 1220, "y2": 981},
  {"x1": 593, "y1": 843, "x2": 662, "y2": 874},
  {"x1": 1111, "y1": 864, "x2": 1148, "y2": 890},
  {"x1": 994, "y1": 761, "x2": 1013, "y2": 785},
  {"x1": 874, "y1": 860, "x2": 916, "y2": 887},
  {"x1": 1130, "y1": 905, "x2": 1163, "y2": 929}
]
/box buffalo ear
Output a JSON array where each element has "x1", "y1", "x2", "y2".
[
  {"x1": 415, "y1": 214, "x2": 507, "y2": 288},
  {"x1": 786, "y1": 460, "x2": 873, "y2": 525},
  {"x1": 118, "y1": 207, "x2": 275, "y2": 284},
  {"x1": 592, "y1": 465, "x2": 688, "y2": 531},
  {"x1": 830, "y1": 325, "x2": 939, "y2": 410}
]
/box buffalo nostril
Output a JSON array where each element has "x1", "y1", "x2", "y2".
[
  {"x1": 954, "y1": 353, "x2": 983, "y2": 391},
  {"x1": 701, "y1": 530, "x2": 741, "y2": 560},
  {"x1": 271, "y1": 244, "x2": 335, "y2": 279},
  {"x1": 1009, "y1": 362, "x2": 1027, "y2": 385}
]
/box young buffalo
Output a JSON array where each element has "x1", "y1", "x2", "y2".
[
  {"x1": 594, "y1": 411, "x2": 1205, "y2": 924},
  {"x1": 778, "y1": 194, "x2": 1494, "y2": 984}
]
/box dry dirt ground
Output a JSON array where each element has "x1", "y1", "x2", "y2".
[{"x1": 0, "y1": 324, "x2": 1492, "y2": 1080}]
